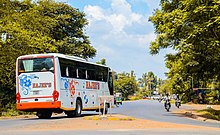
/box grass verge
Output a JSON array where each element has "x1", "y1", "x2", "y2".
[{"x1": 196, "y1": 108, "x2": 220, "y2": 121}]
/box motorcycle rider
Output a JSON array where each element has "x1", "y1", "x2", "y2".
[
  {"x1": 175, "y1": 94, "x2": 181, "y2": 107},
  {"x1": 164, "y1": 93, "x2": 171, "y2": 109}
]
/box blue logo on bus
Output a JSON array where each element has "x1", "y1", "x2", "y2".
[{"x1": 19, "y1": 74, "x2": 39, "y2": 95}]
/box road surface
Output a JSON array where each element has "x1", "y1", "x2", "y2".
[
  {"x1": 0, "y1": 100, "x2": 219, "y2": 135},
  {"x1": 113, "y1": 100, "x2": 220, "y2": 128}
]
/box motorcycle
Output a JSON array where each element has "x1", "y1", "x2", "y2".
[
  {"x1": 164, "y1": 99, "x2": 171, "y2": 112},
  {"x1": 175, "y1": 99, "x2": 181, "y2": 108}
]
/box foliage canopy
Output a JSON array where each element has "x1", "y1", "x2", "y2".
[
  {"x1": 149, "y1": 0, "x2": 220, "y2": 102},
  {"x1": 0, "y1": 0, "x2": 96, "y2": 113}
]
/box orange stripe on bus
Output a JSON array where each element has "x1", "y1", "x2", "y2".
[{"x1": 17, "y1": 101, "x2": 61, "y2": 110}]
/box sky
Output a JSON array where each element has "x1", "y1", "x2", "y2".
[{"x1": 58, "y1": 0, "x2": 169, "y2": 80}]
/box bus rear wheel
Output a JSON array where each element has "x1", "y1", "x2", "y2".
[
  {"x1": 37, "y1": 111, "x2": 52, "y2": 119},
  {"x1": 65, "y1": 99, "x2": 82, "y2": 117},
  {"x1": 74, "y1": 99, "x2": 82, "y2": 117}
]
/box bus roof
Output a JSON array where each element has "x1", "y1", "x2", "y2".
[{"x1": 17, "y1": 53, "x2": 110, "y2": 69}]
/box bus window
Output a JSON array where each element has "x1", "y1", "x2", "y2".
[
  {"x1": 78, "y1": 68, "x2": 86, "y2": 79},
  {"x1": 18, "y1": 60, "x2": 25, "y2": 73},
  {"x1": 18, "y1": 58, "x2": 54, "y2": 74},
  {"x1": 103, "y1": 68, "x2": 108, "y2": 82},
  {"x1": 69, "y1": 66, "x2": 77, "y2": 78},
  {"x1": 87, "y1": 69, "x2": 96, "y2": 80},
  {"x1": 97, "y1": 71, "x2": 104, "y2": 81},
  {"x1": 60, "y1": 63, "x2": 67, "y2": 77},
  {"x1": 96, "y1": 67, "x2": 108, "y2": 82},
  {"x1": 23, "y1": 60, "x2": 34, "y2": 72}
]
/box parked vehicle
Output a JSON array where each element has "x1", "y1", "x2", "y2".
[
  {"x1": 152, "y1": 95, "x2": 160, "y2": 100},
  {"x1": 114, "y1": 92, "x2": 122, "y2": 106}
]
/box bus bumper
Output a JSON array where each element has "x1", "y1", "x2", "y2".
[{"x1": 16, "y1": 101, "x2": 61, "y2": 111}]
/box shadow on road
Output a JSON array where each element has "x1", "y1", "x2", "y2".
[{"x1": 23, "y1": 113, "x2": 100, "y2": 121}]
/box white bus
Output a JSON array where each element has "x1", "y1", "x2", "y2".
[{"x1": 16, "y1": 53, "x2": 114, "y2": 118}]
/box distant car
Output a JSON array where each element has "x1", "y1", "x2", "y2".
[{"x1": 152, "y1": 95, "x2": 161, "y2": 100}]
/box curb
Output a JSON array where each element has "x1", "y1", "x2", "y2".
[{"x1": 83, "y1": 115, "x2": 135, "y2": 121}]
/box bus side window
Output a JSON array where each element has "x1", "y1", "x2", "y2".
[
  {"x1": 103, "y1": 68, "x2": 108, "y2": 82},
  {"x1": 59, "y1": 62, "x2": 67, "y2": 77},
  {"x1": 87, "y1": 69, "x2": 95, "y2": 80},
  {"x1": 97, "y1": 71, "x2": 104, "y2": 81},
  {"x1": 78, "y1": 68, "x2": 86, "y2": 79},
  {"x1": 69, "y1": 66, "x2": 77, "y2": 78}
]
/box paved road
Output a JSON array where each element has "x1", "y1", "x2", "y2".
[
  {"x1": 112, "y1": 100, "x2": 220, "y2": 128},
  {"x1": 0, "y1": 129, "x2": 219, "y2": 135},
  {"x1": 0, "y1": 100, "x2": 219, "y2": 135}
]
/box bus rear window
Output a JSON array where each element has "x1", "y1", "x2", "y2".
[{"x1": 18, "y1": 58, "x2": 54, "y2": 74}]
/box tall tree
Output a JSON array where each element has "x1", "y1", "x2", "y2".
[
  {"x1": 149, "y1": 0, "x2": 220, "y2": 101},
  {"x1": 0, "y1": 0, "x2": 96, "y2": 112},
  {"x1": 1, "y1": 0, "x2": 96, "y2": 58}
]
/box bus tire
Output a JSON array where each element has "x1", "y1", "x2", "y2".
[
  {"x1": 74, "y1": 99, "x2": 82, "y2": 117},
  {"x1": 37, "y1": 111, "x2": 52, "y2": 119}
]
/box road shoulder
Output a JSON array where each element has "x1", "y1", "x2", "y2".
[{"x1": 172, "y1": 103, "x2": 220, "y2": 123}]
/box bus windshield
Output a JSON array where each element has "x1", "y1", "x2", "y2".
[{"x1": 18, "y1": 57, "x2": 54, "y2": 74}]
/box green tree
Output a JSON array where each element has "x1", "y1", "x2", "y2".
[
  {"x1": 149, "y1": 0, "x2": 220, "y2": 102},
  {"x1": 0, "y1": 0, "x2": 96, "y2": 113},
  {"x1": 114, "y1": 72, "x2": 138, "y2": 100},
  {"x1": 96, "y1": 58, "x2": 106, "y2": 65},
  {"x1": 138, "y1": 72, "x2": 162, "y2": 97}
]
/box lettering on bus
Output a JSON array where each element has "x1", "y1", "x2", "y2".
[
  {"x1": 32, "y1": 83, "x2": 52, "y2": 88},
  {"x1": 86, "y1": 81, "x2": 100, "y2": 90}
]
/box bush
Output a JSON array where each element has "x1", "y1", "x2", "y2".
[{"x1": 0, "y1": 103, "x2": 33, "y2": 117}]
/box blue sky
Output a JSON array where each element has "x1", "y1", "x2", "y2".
[{"x1": 59, "y1": 0, "x2": 169, "y2": 80}]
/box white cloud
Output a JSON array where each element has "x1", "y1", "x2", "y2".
[
  {"x1": 84, "y1": 5, "x2": 105, "y2": 21},
  {"x1": 107, "y1": 14, "x2": 127, "y2": 33},
  {"x1": 111, "y1": 0, "x2": 132, "y2": 14},
  {"x1": 83, "y1": 0, "x2": 166, "y2": 79},
  {"x1": 84, "y1": 0, "x2": 145, "y2": 34}
]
